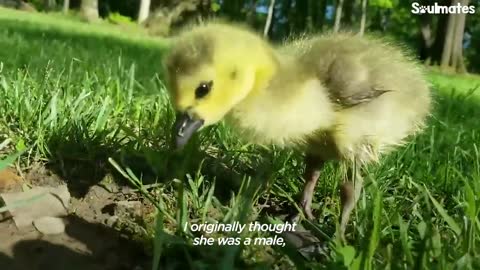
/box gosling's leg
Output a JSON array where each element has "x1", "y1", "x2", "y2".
[
  {"x1": 299, "y1": 155, "x2": 325, "y2": 220},
  {"x1": 284, "y1": 154, "x2": 325, "y2": 223},
  {"x1": 339, "y1": 163, "x2": 363, "y2": 241}
]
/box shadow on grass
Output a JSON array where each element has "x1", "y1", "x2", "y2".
[
  {"x1": 0, "y1": 215, "x2": 149, "y2": 270},
  {"x1": 44, "y1": 124, "x2": 274, "y2": 202}
]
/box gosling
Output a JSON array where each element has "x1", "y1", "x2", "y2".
[{"x1": 164, "y1": 22, "x2": 432, "y2": 240}]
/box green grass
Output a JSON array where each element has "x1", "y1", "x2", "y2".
[{"x1": 1, "y1": 8, "x2": 480, "y2": 269}]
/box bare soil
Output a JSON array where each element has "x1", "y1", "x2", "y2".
[{"x1": 0, "y1": 164, "x2": 155, "y2": 270}]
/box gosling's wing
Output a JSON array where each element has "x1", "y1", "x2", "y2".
[
  {"x1": 322, "y1": 54, "x2": 393, "y2": 108},
  {"x1": 302, "y1": 34, "x2": 398, "y2": 108},
  {"x1": 332, "y1": 88, "x2": 392, "y2": 108}
]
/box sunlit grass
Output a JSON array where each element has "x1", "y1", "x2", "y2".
[
  {"x1": 0, "y1": 7, "x2": 153, "y2": 39},
  {"x1": 0, "y1": 10, "x2": 479, "y2": 269}
]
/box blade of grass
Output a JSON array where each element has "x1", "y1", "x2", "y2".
[
  {"x1": 398, "y1": 214, "x2": 414, "y2": 266},
  {"x1": 366, "y1": 190, "x2": 383, "y2": 270},
  {"x1": 152, "y1": 209, "x2": 164, "y2": 270},
  {"x1": 201, "y1": 180, "x2": 215, "y2": 223},
  {"x1": 108, "y1": 157, "x2": 175, "y2": 223},
  {"x1": 425, "y1": 186, "x2": 461, "y2": 236}
]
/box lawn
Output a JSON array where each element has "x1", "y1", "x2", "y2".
[{"x1": 0, "y1": 7, "x2": 479, "y2": 270}]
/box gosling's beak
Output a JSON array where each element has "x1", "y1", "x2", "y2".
[{"x1": 173, "y1": 112, "x2": 204, "y2": 149}]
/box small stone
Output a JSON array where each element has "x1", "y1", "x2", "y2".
[
  {"x1": 1, "y1": 185, "x2": 70, "y2": 228},
  {"x1": 115, "y1": 201, "x2": 142, "y2": 217},
  {"x1": 105, "y1": 215, "x2": 119, "y2": 227},
  {"x1": 33, "y1": 216, "x2": 65, "y2": 235}
]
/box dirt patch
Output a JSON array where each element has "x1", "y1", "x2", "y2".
[
  {"x1": 0, "y1": 164, "x2": 156, "y2": 270},
  {"x1": 0, "y1": 168, "x2": 22, "y2": 193}
]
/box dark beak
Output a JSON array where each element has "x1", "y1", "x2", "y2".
[{"x1": 173, "y1": 112, "x2": 204, "y2": 149}]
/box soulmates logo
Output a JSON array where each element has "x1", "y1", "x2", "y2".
[{"x1": 411, "y1": 2, "x2": 476, "y2": 14}]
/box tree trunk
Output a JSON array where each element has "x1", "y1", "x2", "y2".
[
  {"x1": 430, "y1": 1, "x2": 449, "y2": 65},
  {"x1": 246, "y1": 0, "x2": 258, "y2": 27},
  {"x1": 371, "y1": 8, "x2": 390, "y2": 32},
  {"x1": 419, "y1": 12, "x2": 433, "y2": 62},
  {"x1": 343, "y1": 0, "x2": 355, "y2": 27},
  {"x1": 81, "y1": 0, "x2": 99, "y2": 22},
  {"x1": 62, "y1": 0, "x2": 69, "y2": 14},
  {"x1": 309, "y1": 0, "x2": 317, "y2": 32},
  {"x1": 295, "y1": 0, "x2": 307, "y2": 32},
  {"x1": 224, "y1": 0, "x2": 242, "y2": 20},
  {"x1": 44, "y1": 0, "x2": 55, "y2": 11},
  {"x1": 317, "y1": 0, "x2": 327, "y2": 30},
  {"x1": 199, "y1": 0, "x2": 212, "y2": 19},
  {"x1": 418, "y1": 0, "x2": 434, "y2": 61},
  {"x1": 138, "y1": 0, "x2": 151, "y2": 23},
  {"x1": 307, "y1": 0, "x2": 315, "y2": 32},
  {"x1": 359, "y1": 0, "x2": 367, "y2": 35},
  {"x1": 264, "y1": 0, "x2": 275, "y2": 37},
  {"x1": 451, "y1": 0, "x2": 468, "y2": 73},
  {"x1": 440, "y1": 0, "x2": 459, "y2": 70},
  {"x1": 333, "y1": 0, "x2": 344, "y2": 33},
  {"x1": 281, "y1": 0, "x2": 293, "y2": 35}
]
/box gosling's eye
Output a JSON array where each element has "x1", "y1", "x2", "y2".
[{"x1": 195, "y1": 81, "x2": 213, "y2": 99}]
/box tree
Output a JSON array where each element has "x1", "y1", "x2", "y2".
[
  {"x1": 307, "y1": 0, "x2": 320, "y2": 32},
  {"x1": 222, "y1": 0, "x2": 243, "y2": 20},
  {"x1": 317, "y1": 0, "x2": 327, "y2": 30},
  {"x1": 280, "y1": 0, "x2": 293, "y2": 35},
  {"x1": 138, "y1": 0, "x2": 151, "y2": 23},
  {"x1": 419, "y1": 9, "x2": 434, "y2": 62},
  {"x1": 144, "y1": 1, "x2": 198, "y2": 36},
  {"x1": 245, "y1": 0, "x2": 258, "y2": 27},
  {"x1": 264, "y1": 0, "x2": 275, "y2": 37},
  {"x1": 333, "y1": 0, "x2": 344, "y2": 32},
  {"x1": 294, "y1": 0, "x2": 308, "y2": 32},
  {"x1": 441, "y1": 0, "x2": 458, "y2": 70},
  {"x1": 369, "y1": 0, "x2": 393, "y2": 32},
  {"x1": 63, "y1": 0, "x2": 69, "y2": 14},
  {"x1": 441, "y1": 0, "x2": 469, "y2": 72},
  {"x1": 418, "y1": 0, "x2": 450, "y2": 65},
  {"x1": 451, "y1": 0, "x2": 469, "y2": 73},
  {"x1": 81, "y1": 0, "x2": 99, "y2": 22},
  {"x1": 44, "y1": 0, "x2": 55, "y2": 11},
  {"x1": 343, "y1": 0, "x2": 356, "y2": 27},
  {"x1": 359, "y1": 0, "x2": 367, "y2": 35},
  {"x1": 307, "y1": 0, "x2": 316, "y2": 32},
  {"x1": 198, "y1": 0, "x2": 214, "y2": 19}
]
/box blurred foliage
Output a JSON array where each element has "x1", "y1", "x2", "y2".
[
  {"x1": 107, "y1": 12, "x2": 134, "y2": 25},
  {"x1": 369, "y1": 0, "x2": 395, "y2": 9},
  {"x1": 464, "y1": 0, "x2": 480, "y2": 73},
  {"x1": 6, "y1": 0, "x2": 480, "y2": 72},
  {"x1": 99, "y1": 0, "x2": 138, "y2": 19}
]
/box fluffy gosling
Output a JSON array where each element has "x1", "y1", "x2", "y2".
[{"x1": 164, "y1": 23, "x2": 432, "y2": 240}]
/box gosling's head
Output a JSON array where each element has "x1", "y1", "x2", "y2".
[{"x1": 164, "y1": 23, "x2": 278, "y2": 149}]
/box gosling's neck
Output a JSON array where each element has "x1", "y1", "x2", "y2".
[{"x1": 226, "y1": 51, "x2": 336, "y2": 146}]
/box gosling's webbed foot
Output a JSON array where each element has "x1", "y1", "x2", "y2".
[
  {"x1": 282, "y1": 229, "x2": 330, "y2": 260},
  {"x1": 338, "y1": 165, "x2": 364, "y2": 242},
  {"x1": 286, "y1": 198, "x2": 315, "y2": 224},
  {"x1": 287, "y1": 212, "x2": 301, "y2": 224},
  {"x1": 301, "y1": 198, "x2": 315, "y2": 220}
]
